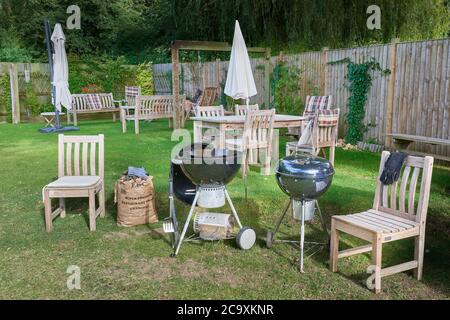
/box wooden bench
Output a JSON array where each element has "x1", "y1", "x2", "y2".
[
  {"x1": 122, "y1": 95, "x2": 182, "y2": 134},
  {"x1": 70, "y1": 93, "x2": 121, "y2": 126},
  {"x1": 387, "y1": 133, "x2": 450, "y2": 162}
]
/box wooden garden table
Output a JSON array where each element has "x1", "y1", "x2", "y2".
[{"x1": 191, "y1": 114, "x2": 306, "y2": 174}]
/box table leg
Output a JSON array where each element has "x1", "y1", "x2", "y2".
[
  {"x1": 218, "y1": 124, "x2": 226, "y2": 149},
  {"x1": 193, "y1": 121, "x2": 203, "y2": 143},
  {"x1": 263, "y1": 129, "x2": 279, "y2": 175}
]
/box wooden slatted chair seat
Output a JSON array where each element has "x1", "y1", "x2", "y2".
[
  {"x1": 333, "y1": 210, "x2": 419, "y2": 236},
  {"x1": 46, "y1": 176, "x2": 101, "y2": 189}
]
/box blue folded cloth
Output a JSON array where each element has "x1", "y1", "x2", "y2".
[{"x1": 127, "y1": 166, "x2": 148, "y2": 180}]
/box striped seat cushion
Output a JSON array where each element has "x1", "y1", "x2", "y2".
[
  {"x1": 84, "y1": 94, "x2": 102, "y2": 110},
  {"x1": 317, "y1": 109, "x2": 339, "y2": 126},
  {"x1": 125, "y1": 86, "x2": 141, "y2": 97},
  {"x1": 304, "y1": 96, "x2": 331, "y2": 119}
]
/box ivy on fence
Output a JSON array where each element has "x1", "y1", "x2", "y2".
[
  {"x1": 0, "y1": 73, "x2": 11, "y2": 122},
  {"x1": 328, "y1": 57, "x2": 390, "y2": 145}
]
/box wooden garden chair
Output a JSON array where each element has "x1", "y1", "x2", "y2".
[
  {"x1": 235, "y1": 104, "x2": 260, "y2": 162},
  {"x1": 226, "y1": 109, "x2": 276, "y2": 177},
  {"x1": 120, "y1": 86, "x2": 141, "y2": 123},
  {"x1": 235, "y1": 104, "x2": 259, "y2": 116},
  {"x1": 286, "y1": 108, "x2": 339, "y2": 166},
  {"x1": 190, "y1": 87, "x2": 220, "y2": 116},
  {"x1": 288, "y1": 95, "x2": 333, "y2": 137},
  {"x1": 42, "y1": 134, "x2": 105, "y2": 232},
  {"x1": 194, "y1": 105, "x2": 225, "y2": 117},
  {"x1": 194, "y1": 105, "x2": 225, "y2": 145},
  {"x1": 330, "y1": 151, "x2": 434, "y2": 293}
]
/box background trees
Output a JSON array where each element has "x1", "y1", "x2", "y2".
[{"x1": 0, "y1": 0, "x2": 448, "y2": 63}]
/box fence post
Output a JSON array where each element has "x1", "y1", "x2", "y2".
[
  {"x1": 171, "y1": 43, "x2": 181, "y2": 129},
  {"x1": 321, "y1": 47, "x2": 329, "y2": 95},
  {"x1": 8, "y1": 63, "x2": 20, "y2": 124},
  {"x1": 384, "y1": 38, "x2": 399, "y2": 148},
  {"x1": 264, "y1": 48, "x2": 271, "y2": 109},
  {"x1": 215, "y1": 58, "x2": 220, "y2": 97}
]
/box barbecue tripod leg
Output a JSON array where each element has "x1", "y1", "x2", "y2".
[
  {"x1": 271, "y1": 200, "x2": 291, "y2": 239},
  {"x1": 315, "y1": 200, "x2": 329, "y2": 236},
  {"x1": 169, "y1": 195, "x2": 178, "y2": 249},
  {"x1": 173, "y1": 190, "x2": 200, "y2": 256},
  {"x1": 299, "y1": 201, "x2": 306, "y2": 273},
  {"x1": 224, "y1": 187, "x2": 243, "y2": 229}
]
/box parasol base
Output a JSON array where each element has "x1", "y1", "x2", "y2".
[{"x1": 39, "y1": 126, "x2": 80, "y2": 133}]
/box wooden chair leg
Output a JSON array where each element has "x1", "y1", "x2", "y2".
[
  {"x1": 112, "y1": 113, "x2": 116, "y2": 122},
  {"x1": 59, "y1": 198, "x2": 66, "y2": 218},
  {"x1": 135, "y1": 118, "x2": 139, "y2": 135},
  {"x1": 73, "y1": 112, "x2": 78, "y2": 127},
  {"x1": 329, "y1": 146, "x2": 335, "y2": 167},
  {"x1": 372, "y1": 234, "x2": 383, "y2": 293},
  {"x1": 121, "y1": 110, "x2": 127, "y2": 133},
  {"x1": 262, "y1": 147, "x2": 271, "y2": 175},
  {"x1": 44, "y1": 189, "x2": 53, "y2": 232},
  {"x1": 414, "y1": 233, "x2": 425, "y2": 280},
  {"x1": 330, "y1": 219, "x2": 339, "y2": 272},
  {"x1": 88, "y1": 190, "x2": 96, "y2": 231},
  {"x1": 99, "y1": 184, "x2": 106, "y2": 218}
]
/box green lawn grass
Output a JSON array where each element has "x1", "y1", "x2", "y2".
[{"x1": 0, "y1": 119, "x2": 449, "y2": 299}]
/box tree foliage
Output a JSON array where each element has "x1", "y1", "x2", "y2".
[{"x1": 0, "y1": 0, "x2": 448, "y2": 63}]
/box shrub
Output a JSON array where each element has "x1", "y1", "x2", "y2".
[{"x1": 135, "y1": 62, "x2": 154, "y2": 95}]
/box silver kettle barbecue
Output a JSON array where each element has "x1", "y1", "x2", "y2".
[{"x1": 267, "y1": 154, "x2": 334, "y2": 272}]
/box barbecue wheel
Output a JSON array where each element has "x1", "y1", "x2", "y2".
[
  {"x1": 236, "y1": 227, "x2": 256, "y2": 250},
  {"x1": 266, "y1": 230, "x2": 274, "y2": 248}
]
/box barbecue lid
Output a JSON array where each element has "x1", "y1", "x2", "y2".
[
  {"x1": 276, "y1": 154, "x2": 334, "y2": 179},
  {"x1": 175, "y1": 143, "x2": 240, "y2": 164}
]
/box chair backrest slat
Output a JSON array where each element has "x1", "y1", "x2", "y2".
[
  {"x1": 235, "y1": 104, "x2": 259, "y2": 116},
  {"x1": 66, "y1": 143, "x2": 72, "y2": 176},
  {"x1": 408, "y1": 167, "x2": 420, "y2": 215},
  {"x1": 73, "y1": 142, "x2": 80, "y2": 176},
  {"x1": 90, "y1": 142, "x2": 96, "y2": 176},
  {"x1": 58, "y1": 134, "x2": 104, "y2": 179},
  {"x1": 195, "y1": 105, "x2": 224, "y2": 117},
  {"x1": 373, "y1": 151, "x2": 434, "y2": 223},
  {"x1": 82, "y1": 142, "x2": 88, "y2": 175},
  {"x1": 399, "y1": 166, "x2": 411, "y2": 212}
]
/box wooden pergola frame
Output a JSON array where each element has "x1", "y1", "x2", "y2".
[{"x1": 171, "y1": 40, "x2": 271, "y2": 129}]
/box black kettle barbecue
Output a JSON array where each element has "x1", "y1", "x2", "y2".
[
  {"x1": 164, "y1": 143, "x2": 256, "y2": 256},
  {"x1": 267, "y1": 153, "x2": 335, "y2": 272}
]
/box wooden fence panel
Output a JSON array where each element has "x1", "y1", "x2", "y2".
[{"x1": 392, "y1": 39, "x2": 450, "y2": 158}]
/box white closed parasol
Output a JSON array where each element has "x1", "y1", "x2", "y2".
[
  {"x1": 51, "y1": 23, "x2": 72, "y2": 111},
  {"x1": 224, "y1": 20, "x2": 257, "y2": 106}
]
